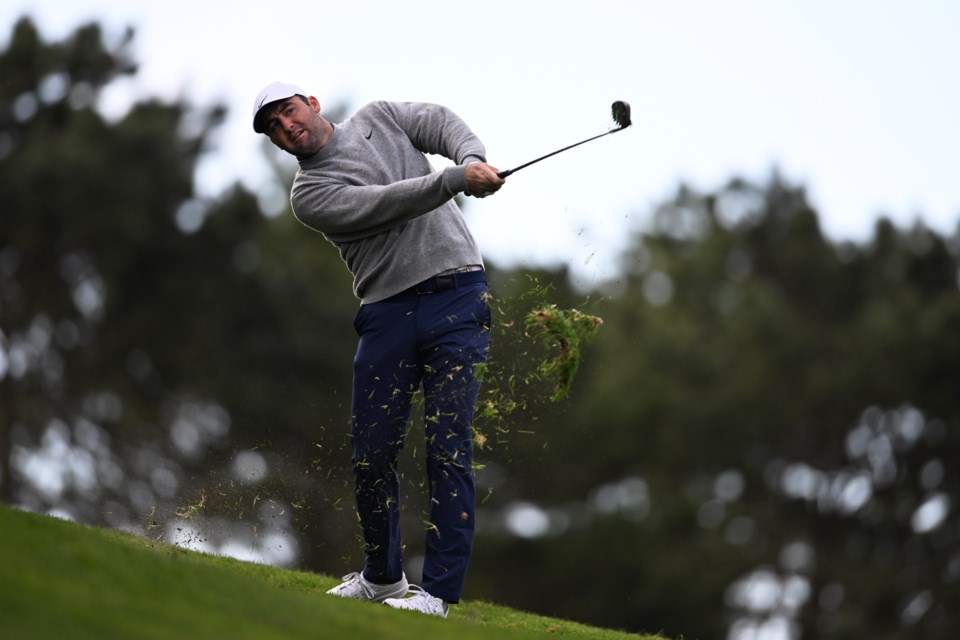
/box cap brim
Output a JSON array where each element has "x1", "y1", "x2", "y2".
[{"x1": 253, "y1": 109, "x2": 271, "y2": 134}]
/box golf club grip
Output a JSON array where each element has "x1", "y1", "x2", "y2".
[{"x1": 497, "y1": 169, "x2": 513, "y2": 179}]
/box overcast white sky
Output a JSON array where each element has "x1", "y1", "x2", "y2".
[{"x1": 4, "y1": 0, "x2": 958, "y2": 286}]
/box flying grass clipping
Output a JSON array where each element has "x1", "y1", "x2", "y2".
[
  {"x1": 472, "y1": 276, "x2": 605, "y2": 442},
  {"x1": 525, "y1": 304, "x2": 603, "y2": 401}
]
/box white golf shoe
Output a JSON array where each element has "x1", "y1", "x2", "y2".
[
  {"x1": 326, "y1": 571, "x2": 408, "y2": 603},
  {"x1": 383, "y1": 585, "x2": 449, "y2": 618}
]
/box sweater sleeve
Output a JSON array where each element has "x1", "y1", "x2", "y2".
[
  {"x1": 291, "y1": 165, "x2": 469, "y2": 241},
  {"x1": 382, "y1": 101, "x2": 488, "y2": 166}
]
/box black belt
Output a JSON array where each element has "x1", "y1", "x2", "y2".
[{"x1": 408, "y1": 269, "x2": 486, "y2": 295}]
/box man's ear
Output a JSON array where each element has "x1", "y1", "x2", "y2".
[{"x1": 308, "y1": 95, "x2": 321, "y2": 113}]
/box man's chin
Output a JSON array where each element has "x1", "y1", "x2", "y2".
[{"x1": 285, "y1": 139, "x2": 316, "y2": 157}]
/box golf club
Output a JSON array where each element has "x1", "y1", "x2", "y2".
[{"x1": 497, "y1": 101, "x2": 631, "y2": 179}]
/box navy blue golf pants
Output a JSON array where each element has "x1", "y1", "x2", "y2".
[{"x1": 351, "y1": 271, "x2": 491, "y2": 603}]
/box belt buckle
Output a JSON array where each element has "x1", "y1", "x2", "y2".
[
  {"x1": 416, "y1": 274, "x2": 455, "y2": 295},
  {"x1": 435, "y1": 275, "x2": 454, "y2": 291}
]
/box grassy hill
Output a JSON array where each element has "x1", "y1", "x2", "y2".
[{"x1": 0, "y1": 505, "x2": 666, "y2": 639}]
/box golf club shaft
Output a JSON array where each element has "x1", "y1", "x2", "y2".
[{"x1": 497, "y1": 128, "x2": 621, "y2": 179}]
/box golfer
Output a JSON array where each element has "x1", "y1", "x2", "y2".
[{"x1": 252, "y1": 82, "x2": 504, "y2": 618}]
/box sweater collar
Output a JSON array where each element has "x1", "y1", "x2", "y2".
[{"x1": 297, "y1": 122, "x2": 338, "y2": 169}]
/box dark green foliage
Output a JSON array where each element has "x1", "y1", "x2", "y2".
[
  {"x1": 494, "y1": 176, "x2": 960, "y2": 639},
  {"x1": 0, "y1": 16, "x2": 358, "y2": 571}
]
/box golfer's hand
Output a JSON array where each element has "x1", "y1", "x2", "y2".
[{"x1": 465, "y1": 163, "x2": 505, "y2": 198}]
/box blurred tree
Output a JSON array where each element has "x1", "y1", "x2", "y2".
[
  {"x1": 468, "y1": 176, "x2": 960, "y2": 640},
  {"x1": 0, "y1": 16, "x2": 361, "y2": 569},
  {"x1": 2, "y1": 16, "x2": 145, "y2": 508}
]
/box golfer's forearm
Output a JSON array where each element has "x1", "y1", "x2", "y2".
[{"x1": 292, "y1": 166, "x2": 469, "y2": 241}]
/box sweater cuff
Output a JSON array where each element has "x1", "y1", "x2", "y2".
[{"x1": 445, "y1": 165, "x2": 470, "y2": 195}]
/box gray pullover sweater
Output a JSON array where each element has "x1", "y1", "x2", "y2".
[{"x1": 291, "y1": 101, "x2": 487, "y2": 303}]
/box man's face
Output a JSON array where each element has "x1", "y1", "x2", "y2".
[{"x1": 262, "y1": 95, "x2": 326, "y2": 157}]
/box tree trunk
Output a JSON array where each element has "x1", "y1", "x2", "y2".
[{"x1": 0, "y1": 373, "x2": 12, "y2": 503}]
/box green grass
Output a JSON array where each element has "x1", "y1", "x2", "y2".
[{"x1": 0, "y1": 505, "x2": 665, "y2": 639}]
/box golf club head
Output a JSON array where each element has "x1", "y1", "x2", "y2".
[{"x1": 612, "y1": 101, "x2": 631, "y2": 129}]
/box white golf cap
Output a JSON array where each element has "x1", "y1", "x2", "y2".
[{"x1": 252, "y1": 81, "x2": 306, "y2": 133}]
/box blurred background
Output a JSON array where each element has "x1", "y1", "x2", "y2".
[{"x1": 1, "y1": 3, "x2": 959, "y2": 639}]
